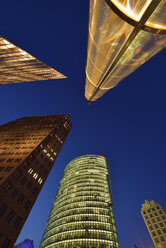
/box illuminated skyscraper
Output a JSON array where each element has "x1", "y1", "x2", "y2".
[
  {"x1": 40, "y1": 154, "x2": 119, "y2": 248},
  {"x1": 0, "y1": 35, "x2": 66, "y2": 84},
  {"x1": 0, "y1": 115, "x2": 72, "y2": 248},
  {"x1": 141, "y1": 200, "x2": 166, "y2": 248},
  {"x1": 85, "y1": 0, "x2": 166, "y2": 101}
]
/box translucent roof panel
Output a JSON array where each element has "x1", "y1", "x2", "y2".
[
  {"x1": 0, "y1": 36, "x2": 66, "y2": 84},
  {"x1": 85, "y1": 0, "x2": 166, "y2": 102},
  {"x1": 145, "y1": 0, "x2": 166, "y2": 30}
]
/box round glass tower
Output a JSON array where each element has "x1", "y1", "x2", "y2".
[{"x1": 39, "y1": 155, "x2": 119, "y2": 248}]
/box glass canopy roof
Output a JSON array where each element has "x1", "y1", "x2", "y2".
[{"x1": 85, "y1": 0, "x2": 166, "y2": 102}]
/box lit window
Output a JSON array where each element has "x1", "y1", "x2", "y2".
[
  {"x1": 33, "y1": 173, "x2": 38, "y2": 179},
  {"x1": 28, "y1": 168, "x2": 33, "y2": 174},
  {"x1": 38, "y1": 178, "x2": 43, "y2": 184}
]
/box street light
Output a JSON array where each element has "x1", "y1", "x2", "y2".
[{"x1": 85, "y1": 0, "x2": 166, "y2": 102}]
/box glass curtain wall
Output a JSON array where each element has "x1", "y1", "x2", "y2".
[
  {"x1": 85, "y1": 0, "x2": 166, "y2": 101},
  {"x1": 39, "y1": 155, "x2": 119, "y2": 248}
]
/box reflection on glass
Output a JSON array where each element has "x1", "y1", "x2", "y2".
[{"x1": 85, "y1": 0, "x2": 166, "y2": 101}]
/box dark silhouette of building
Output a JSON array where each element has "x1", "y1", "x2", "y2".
[
  {"x1": 0, "y1": 36, "x2": 66, "y2": 85},
  {"x1": 39, "y1": 155, "x2": 119, "y2": 248},
  {"x1": 14, "y1": 239, "x2": 34, "y2": 248},
  {"x1": 0, "y1": 115, "x2": 72, "y2": 248}
]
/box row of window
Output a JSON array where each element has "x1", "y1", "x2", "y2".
[
  {"x1": 43, "y1": 229, "x2": 117, "y2": 245},
  {"x1": 0, "y1": 237, "x2": 11, "y2": 248},
  {"x1": 44, "y1": 221, "x2": 116, "y2": 239},
  {"x1": 41, "y1": 238, "x2": 118, "y2": 248},
  {"x1": 149, "y1": 222, "x2": 165, "y2": 230},
  {"x1": 52, "y1": 201, "x2": 110, "y2": 218},
  {"x1": 0, "y1": 204, "x2": 22, "y2": 230},
  {"x1": 145, "y1": 214, "x2": 166, "y2": 221},
  {"x1": 142, "y1": 206, "x2": 161, "y2": 214},
  {"x1": 48, "y1": 214, "x2": 113, "y2": 230},
  {"x1": 145, "y1": 213, "x2": 165, "y2": 220},
  {"x1": 0, "y1": 166, "x2": 13, "y2": 172}
]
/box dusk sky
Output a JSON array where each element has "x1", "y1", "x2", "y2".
[{"x1": 0, "y1": 1, "x2": 166, "y2": 247}]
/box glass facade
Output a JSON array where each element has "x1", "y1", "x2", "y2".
[
  {"x1": 0, "y1": 36, "x2": 66, "y2": 84},
  {"x1": 39, "y1": 155, "x2": 119, "y2": 248},
  {"x1": 85, "y1": 0, "x2": 166, "y2": 101}
]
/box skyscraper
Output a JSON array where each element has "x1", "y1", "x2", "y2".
[
  {"x1": 141, "y1": 200, "x2": 166, "y2": 248},
  {"x1": 39, "y1": 154, "x2": 119, "y2": 248},
  {"x1": 0, "y1": 115, "x2": 72, "y2": 248},
  {"x1": 85, "y1": 0, "x2": 166, "y2": 102},
  {"x1": 0, "y1": 35, "x2": 66, "y2": 84},
  {"x1": 14, "y1": 239, "x2": 34, "y2": 248}
]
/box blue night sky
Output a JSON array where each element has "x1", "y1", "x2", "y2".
[{"x1": 0, "y1": 1, "x2": 166, "y2": 248}]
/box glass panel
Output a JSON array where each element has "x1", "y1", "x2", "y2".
[
  {"x1": 145, "y1": 0, "x2": 166, "y2": 30},
  {"x1": 85, "y1": 0, "x2": 134, "y2": 100},
  {"x1": 110, "y1": 0, "x2": 152, "y2": 21},
  {"x1": 102, "y1": 30, "x2": 166, "y2": 90}
]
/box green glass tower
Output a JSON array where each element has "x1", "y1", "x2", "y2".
[{"x1": 39, "y1": 155, "x2": 119, "y2": 248}]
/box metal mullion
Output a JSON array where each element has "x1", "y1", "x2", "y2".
[{"x1": 89, "y1": 0, "x2": 162, "y2": 101}]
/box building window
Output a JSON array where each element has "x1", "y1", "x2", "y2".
[
  {"x1": 163, "y1": 228, "x2": 166, "y2": 233},
  {"x1": 162, "y1": 215, "x2": 165, "y2": 220},
  {"x1": 4, "y1": 167, "x2": 13, "y2": 172},
  {"x1": 157, "y1": 230, "x2": 161, "y2": 235},
  {"x1": 154, "y1": 212, "x2": 158, "y2": 216},
  {"x1": 13, "y1": 170, "x2": 22, "y2": 179},
  {"x1": 24, "y1": 200, "x2": 31, "y2": 211},
  {"x1": 160, "y1": 236, "x2": 165, "y2": 242},
  {"x1": 152, "y1": 231, "x2": 156, "y2": 237},
  {"x1": 28, "y1": 168, "x2": 33, "y2": 174},
  {"x1": 0, "y1": 204, "x2": 7, "y2": 217},
  {"x1": 151, "y1": 218, "x2": 155, "y2": 223},
  {"x1": 10, "y1": 188, "x2": 18, "y2": 199},
  {"x1": 0, "y1": 167, "x2": 4, "y2": 171},
  {"x1": 154, "y1": 238, "x2": 159, "y2": 243},
  {"x1": 149, "y1": 226, "x2": 153, "y2": 230},
  {"x1": 3, "y1": 182, "x2": 12, "y2": 192},
  {"x1": 5, "y1": 210, "x2": 15, "y2": 223},
  {"x1": 1, "y1": 239, "x2": 11, "y2": 248},
  {"x1": 152, "y1": 208, "x2": 155, "y2": 211},
  {"x1": 17, "y1": 194, "x2": 24, "y2": 204},
  {"x1": 154, "y1": 224, "x2": 158, "y2": 229},
  {"x1": 21, "y1": 177, "x2": 27, "y2": 185},
  {"x1": 33, "y1": 173, "x2": 38, "y2": 179},
  {"x1": 22, "y1": 162, "x2": 28, "y2": 169},
  {"x1": 26, "y1": 183, "x2": 32, "y2": 190},
  {"x1": 38, "y1": 178, "x2": 43, "y2": 184},
  {"x1": 157, "y1": 217, "x2": 161, "y2": 222},
  {"x1": 32, "y1": 187, "x2": 38, "y2": 195},
  {"x1": 159, "y1": 222, "x2": 164, "y2": 227},
  {"x1": 145, "y1": 215, "x2": 148, "y2": 219},
  {"x1": 6, "y1": 159, "x2": 13, "y2": 163},
  {"x1": 13, "y1": 216, "x2": 22, "y2": 230},
  {"x1": 147, "y1": 209, "x2": 150, "y2": 213}
]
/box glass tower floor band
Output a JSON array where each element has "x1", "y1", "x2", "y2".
[{"x1": 39, "y1": 155, "x2": 119, "y2": 248}]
